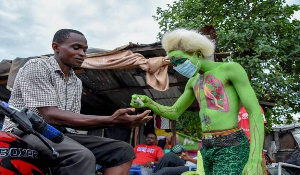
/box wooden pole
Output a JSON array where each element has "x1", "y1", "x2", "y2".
[{"x1": 171, "y1": 120, "x2": 177, "y2": 147}]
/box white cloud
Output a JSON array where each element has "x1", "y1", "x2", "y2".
[
  {"x1": 293, "y1": 10, "x2": 300, "y2": 20},
  {"x1": 0, "y1": 0, "x2": 298, "y2": 61},
  {"x1": 0, "y1": 0, "x2": 174, "y2": 61}
]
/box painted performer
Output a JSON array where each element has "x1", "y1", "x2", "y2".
[{"x1": 131, "y1": 28, "x2": 264, "y2": 175}]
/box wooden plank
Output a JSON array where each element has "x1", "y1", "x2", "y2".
[
  {"x1": 259, "y1": 100, "x2": 275, "y2": 107},
  {"x1": 0, "y1": 80, "x2": 7, "y2": 85},
  {"x1": 74, "y1": 69, "x2": 85, "y2": 74}
]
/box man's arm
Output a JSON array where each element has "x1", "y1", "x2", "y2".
[
  {"x1": 227, "y1": 62, "x2": 264, "y2": 174},
  {"x1": 182, "y1": 153, "x2": 197, "y2": 164},
  {"x1": 38, "y1": 106, "x2": 151, "y2": 129},
  {"x1": 143, "y1": 157, "x2": 162, "y2": 168},
  {"x1": 143, "y1": 147, "x2": 164, "y2": 167},
  {"x1": 18, "y1": 61, "x2": 151, "y2": 129},
  {"x1": 131, "y1": 78, "x2": 196, "y2": 120}
]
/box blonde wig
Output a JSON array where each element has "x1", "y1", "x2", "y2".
[{"x1": 162, "y1": 28, "x2": 215, "y2": 59}]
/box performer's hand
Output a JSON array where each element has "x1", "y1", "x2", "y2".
[
  {"x1": 111, "y1": 108, "x2": 152, "y2": 128},
  {"x1": 242, "y1": 160, "x2": 263, "y2": 175},
  {"x1": 130, "y1": 94, "x2": 150, "y2": 108}
]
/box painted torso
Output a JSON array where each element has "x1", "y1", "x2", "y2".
[{"x1": 188, "y1": 65, "x2": 240, "y2": 132}]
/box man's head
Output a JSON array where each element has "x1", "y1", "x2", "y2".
[
  {"x1": 145, "y1": 133, "x2": 157, "y2": 145},
  {"x1": 171, "y1": 144, "x2": 186, "y2": 155},
  {"x1": 52, "y1": 29, "x2": 88, "y2": 68},
  {"x1": 162, "y1": 29, "x2": 216, "y2": 78},
  {"x1": 53, "y1": 29, "x2": 84, "y2": 44}
]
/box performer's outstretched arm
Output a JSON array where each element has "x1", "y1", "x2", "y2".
[{"x1": 131, "y1": 80, "x2": 196, "y2": 120}]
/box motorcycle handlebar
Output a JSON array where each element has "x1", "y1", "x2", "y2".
[{"x1": 0, "y1": 100, "x2": 63, "y2": 157}]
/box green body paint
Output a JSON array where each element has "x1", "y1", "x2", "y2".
[{"x1": 131, "y1": 50, "x2": 264, "y2": 174}]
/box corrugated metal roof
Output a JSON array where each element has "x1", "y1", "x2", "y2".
[{"x1": 76, "y1": 43, "x2": 194, "y2": 115}]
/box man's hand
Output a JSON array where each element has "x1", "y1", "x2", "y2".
[
  {"x1": 181, "y1": 152, "x2": 193, "y2": 162},
  {"x1": 130, "y1": 94, "x2": 150, "y2": 108},
  {"x1": 111, "y1": 108, "x2": 152, "y2": 128},
  {"x1": 143, "y1": 161, "x2": 154, "y2": 168}
]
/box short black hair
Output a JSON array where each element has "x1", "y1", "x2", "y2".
[
  {"x1": 52, "y1": 29, "x2": 84, "y2": 43},
  {"x1": 146, "y1": 132, "x2": 157, "y2": 139}
]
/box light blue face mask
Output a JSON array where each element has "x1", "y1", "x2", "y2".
[{"x1": 173, "y1": 59, "x2": 198, "y2": 78}]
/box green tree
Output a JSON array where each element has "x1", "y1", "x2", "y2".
[
  {"x1": 176, "y1": 111, "x2": 202, "y2": 139},
  {"x1": 154, "y1": 0, "x2": 300, "y2": 128}
]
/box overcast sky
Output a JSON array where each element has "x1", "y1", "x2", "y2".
[{"x1": 0, "y1": 0, "x2": 299, "y2": 61}]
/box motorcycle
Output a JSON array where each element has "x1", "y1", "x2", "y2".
[{"x1": 0, "y1": 100, "x2": 64, "y2": 175}]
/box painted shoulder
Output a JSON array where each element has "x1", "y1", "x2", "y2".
[
  {"x1": 222, "y1": 61, "x2": 242, "y2": 68},
  {"x1": 186, "y1": 73, "x2": 200, "y2": 86},
  {"x1": 221, "y1": 62, "x2": 245, "y2": 72}
]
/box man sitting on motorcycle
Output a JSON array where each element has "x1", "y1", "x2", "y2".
[{"x1": 2, "y1": 29, "x2": 152, "y2": 175}]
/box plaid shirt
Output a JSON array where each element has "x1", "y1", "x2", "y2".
[{"x1": 2, "y1": 56, "x2": 87, "y2": 134}]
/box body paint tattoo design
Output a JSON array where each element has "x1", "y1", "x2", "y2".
[
  {"x1": 200, "y1": 114, "x2": 211, "y2": 130},
  {"x1": 148, "y1": 101, "x2": 178, "y2": 114},
  {"x1": 193, "y1": 74, "x2": 204, "y2": 108},
  {"x1": 193, "y1": 74, "x2": 229, "y2": 112},
  {"x1": 170, "y1": 56, "x2": 187, "y2": 66},
  {"x1": 205, "y1": 75, "x2": 229, "y2": 112}
]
